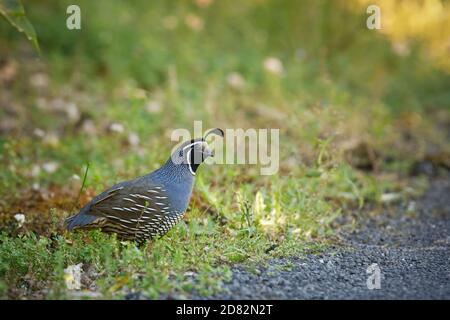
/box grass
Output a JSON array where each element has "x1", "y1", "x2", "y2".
[
  {"x1": 0, "y1": 154, "x2": 431, "y2": 299},
  {"x1": 0, "y1": 0, "x2": 449, "y2": 299}
]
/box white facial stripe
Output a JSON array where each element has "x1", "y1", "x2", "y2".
[
  {"x1": 186, "y1": 148, "x2": 195, "y2": 175},
  {"x1": 183, "y1": 141, "x2": 205, "y2": 176}
]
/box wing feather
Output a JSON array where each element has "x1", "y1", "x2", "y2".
[{"x1": 86, "y1": 181, "x2": 171, "y2": 234}]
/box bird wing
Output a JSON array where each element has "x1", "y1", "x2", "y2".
[{"x1": 84, "y1": 179, "x2": 173, "y2": 239}]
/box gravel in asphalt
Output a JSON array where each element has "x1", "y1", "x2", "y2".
[{"x1": 207, "y1": 177, "x2": 450, "y2": 299}]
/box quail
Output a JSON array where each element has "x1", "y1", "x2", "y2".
[{"x1": 65, "y1": 128, "x2": 224, "y2": 244}]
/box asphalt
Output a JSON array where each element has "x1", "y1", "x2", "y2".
[{"x1": 206, "y1": 176, "x2": 450, "y2": 299}]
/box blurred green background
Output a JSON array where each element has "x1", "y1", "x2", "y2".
[
  {"x1": 0, "y1": 0, "x2": 449, "y2": 299},
  {"x1": 1, "y1": 0, "x2": 448, "y2": 173},
  {"x1": 3, "y1": 0, "x2": 450, "y2": 108}
]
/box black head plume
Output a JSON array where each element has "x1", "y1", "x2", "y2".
[{"x1": 203, "y1": 128, "x2": 224, "y2": 140}]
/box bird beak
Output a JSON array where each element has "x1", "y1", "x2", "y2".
[{"x1": 202, "y1": 145, "x2": 215, "y2": 158}]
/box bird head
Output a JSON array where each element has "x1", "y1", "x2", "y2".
[{"x1": 171, "y1": 128, "x2": 224, "y2": 175}]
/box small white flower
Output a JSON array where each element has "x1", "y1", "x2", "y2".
[
  {"x1": 14, "y1": 213, "x2": 26, "y2": 227},
  {"x1": 109, "y1": 123, "x2": 125, "y2": 133},
  {"x1": 42, "y1": 161, "x2": 59, "y2": 174},
  {"x1": 33, "y1": 128, "x2": 46, "y2": 138},
  {"x1": 146, "y1": 101, "x2": 161, "y2": 114},
  {"x1": 380, "y1": 193, "x2": 401, "y2": 203},
  {"x1": 29, "y1": 73, "x2": 49, "y2": 89},
  {"x1": 128, "y1": 132, "x2": 140, "y2": 146},
  {"x1": 263, "y1": 57, "x2": 284, "y2": 75},
  {"x1": 226, "y1": 72, "x2": 245, "y2": 89},
  {"x1": 64, "y1": 263, "x2": 83, "y2": 290},
  {"x1": 65, "y1": 102, "x2": 80, "y2": 123}
]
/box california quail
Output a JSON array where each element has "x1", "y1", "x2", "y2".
[{"x1": 65, "y1": 128, "x2": 224, "y2": 244}]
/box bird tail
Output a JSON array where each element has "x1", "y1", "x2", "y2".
[{"x1": 65, "y1": 212, "x2": 99, "y2": 230}]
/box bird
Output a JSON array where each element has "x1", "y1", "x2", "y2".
[{"x1": 65, "y1": 128, "x2": 224, "y2": 244}]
